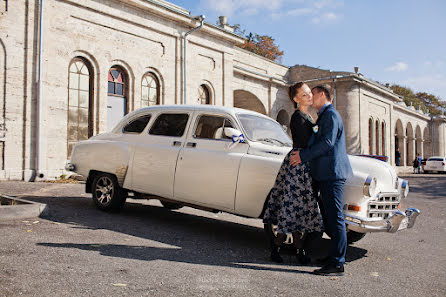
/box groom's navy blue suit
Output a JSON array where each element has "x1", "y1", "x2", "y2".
[{"x1": 300, "y1": 103, "x2": 352, "y2": 266}]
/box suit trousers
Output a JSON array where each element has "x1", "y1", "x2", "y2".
[{"x1": 319, "y1": 179, "x2": 347, "y2": 266}]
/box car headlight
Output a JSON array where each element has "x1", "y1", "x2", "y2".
[{"x1": 363, "y1": 175, "x2": 377, "y2": 197}]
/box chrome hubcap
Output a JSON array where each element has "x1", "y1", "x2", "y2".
[{"x1": 95, "y1": 177, "x2": 114, "y2": 205}]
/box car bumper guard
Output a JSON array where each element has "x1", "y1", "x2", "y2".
[{"x1": 345, "y1": 208, "x2": 420, "y2": 233}]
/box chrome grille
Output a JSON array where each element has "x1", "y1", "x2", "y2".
[{"x1": 368, "y1": 193, "x2": 400, "y2": 219}]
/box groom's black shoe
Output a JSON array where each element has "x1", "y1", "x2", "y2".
[{"x1": 313, "y1": 263, "x2": 344, "y2": 276}]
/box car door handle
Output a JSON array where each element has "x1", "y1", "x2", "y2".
[
  {"x1": 172, "y1": 141, "x2": 182, "y2": 147},
  {"x1": 186, "y1": 142, "x2": 197, "y2": 148}
]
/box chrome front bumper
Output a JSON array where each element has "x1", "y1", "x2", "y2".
[{"x1": 345, "y1": 208, "x2": 420, "y2": 233}]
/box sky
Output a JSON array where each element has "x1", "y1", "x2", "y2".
[{"x1": 168, "y1": 0, "x2": 446, "y2": 101}]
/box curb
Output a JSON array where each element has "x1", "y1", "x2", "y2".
[{"x1": 0, "y1": 195, "x2": 49, "y2": 221}]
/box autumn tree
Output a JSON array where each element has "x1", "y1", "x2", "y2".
[{"x1": 228, "y1": 24, "x2": 284, "y2": 63}]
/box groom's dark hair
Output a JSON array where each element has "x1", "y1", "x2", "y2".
[{"x1": 312, "y1": 84, "x2": 332, "y2": 101}]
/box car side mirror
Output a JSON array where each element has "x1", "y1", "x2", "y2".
[{"x1": 224, "y1": 128, "x2": 242, "y2": 139}]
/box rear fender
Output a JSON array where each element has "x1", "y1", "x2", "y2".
[{"x1": 71, "y1": 140, "x2": 130, "y2": 187}]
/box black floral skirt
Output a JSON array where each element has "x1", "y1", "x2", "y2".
[{"x1": 263, "y1": 149, "x2": 324, "y2": 234}]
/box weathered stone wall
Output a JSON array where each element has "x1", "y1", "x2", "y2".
[
  {"x1": 0, "y1": 0, "x2": 40, "y2": 180},
  {"x1": 1, "y1": 0, "x2": 445, "y2": 180}
]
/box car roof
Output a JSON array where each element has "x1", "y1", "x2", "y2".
[{"x1": 126, "y1": 105, "x2": 272, "y2": 119}]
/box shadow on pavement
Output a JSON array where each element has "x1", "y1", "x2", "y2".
[
  {"x1": 23, "y1": 194, "x2": 367, "y2": 273},
  {"x1": 404, "y1": 176, "x2": 446, "y2": 200}
]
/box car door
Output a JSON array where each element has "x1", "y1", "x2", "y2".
[
  {"x1": 174, "y1": 112, "x2": 248, "y2": 211},
  {"x1": 130, "y1": 111, "x2": 192, "y2": 199}
]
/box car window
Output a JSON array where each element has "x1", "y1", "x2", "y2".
[
  {"x1": 123, "y1": 114, "x2": 151, "y2": 134},
  {"x1": 149, "y1": 113, "x2": 189, "y2": 137},
  {"x1": 194, "y1": 115, "x2": 234, "y2": 140},
  {"x1": 237, "y1": 114, "x2": 292, "y2": 147},
  {"x1": 428, "y1": 158, "x2": 444, "y2": 161}
]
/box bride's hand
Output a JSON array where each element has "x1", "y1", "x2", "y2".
[{"x1": 290, "y1": 151, "x2": 302, "y2": 167}]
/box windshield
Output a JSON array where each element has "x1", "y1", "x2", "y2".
[{"x1": 237, "y1": 114, "x2": 292, "y2": 147}]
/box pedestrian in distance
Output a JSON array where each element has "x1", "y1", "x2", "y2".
[
  {"x1": 413, "y1": 153, "x2": 422, "y2": 174},
  {"x1": 290, "y1": 84, "x2": 353, "y2": 276},
  {"x1": 395, "y1": 148, "x2": 401, "y2": 166}
]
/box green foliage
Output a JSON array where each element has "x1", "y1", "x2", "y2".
[{"x1": 390, "y1": 84, "x2": 445, "y2": 116}]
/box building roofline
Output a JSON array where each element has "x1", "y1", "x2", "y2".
[{"x1": 119, "y1": 0, "x2": 246, "y2": 44}]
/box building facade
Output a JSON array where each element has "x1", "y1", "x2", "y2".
[{"x1": 0, "y1": 0, "x2": 445, "y2": 180}]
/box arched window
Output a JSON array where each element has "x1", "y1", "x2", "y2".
[
  {"x1": 141, "y1": 72, "x2": 160, "y2": 106},
  {"x1": 375, "y1": 119, "x2": 380, "y2": 155},
  {"x1": 381, "y1": 122, "x2": 386, "y2": 156},
  {"x1": 68, "y1": 58, "x2": 93, "y2": 157},
  {"x1": 368, "y1": 118, "x2": 373, "y2": 154},
  {"x1": 198, "y1": 84, "x2": 210, "y2": 104},
  {"x1": 108, "y1": 67, "x2": 125, "y2": 97}
]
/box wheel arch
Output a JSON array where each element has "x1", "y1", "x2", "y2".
[{"x1": 86, "y1": 170, "x2": 123, "y2": 193}]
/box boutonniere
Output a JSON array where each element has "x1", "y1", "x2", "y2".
[{"x1": 312, "y1": 125, "x2": 319, "y2": 134}]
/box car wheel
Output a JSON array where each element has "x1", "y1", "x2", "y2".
[
  {"x1": 92, "y1": 173, "x2": 127, "y2": 211},
  {"x1": 160, "y1": 200, "x2": 183, "y2": 210},
  {"x1": 347, "y1": 230, "x2": 366, "y2": 244}
]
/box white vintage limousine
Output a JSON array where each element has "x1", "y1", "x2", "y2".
[{"x1": 66, "y1": 105, "x2": 420, "y2": 244}]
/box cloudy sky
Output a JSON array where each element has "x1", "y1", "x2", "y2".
[{"x1": 169, "y1": 0, "x2": 446, "y2": 100}]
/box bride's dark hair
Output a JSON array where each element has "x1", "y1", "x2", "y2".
[{"x1": 288, "y1": 82, "x2": 306, "y2": 108}]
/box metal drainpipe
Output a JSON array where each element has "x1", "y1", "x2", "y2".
[
  {"x1": 33, "y1": 0, "x2": 44, "y2": 181},
  {"x1": 183, "y1": 15, "x2": 205, "y2": 104}
]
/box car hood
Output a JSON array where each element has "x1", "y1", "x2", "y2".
[{"x1": 348, "y1": 155, "x2": 398, "y2": 192}]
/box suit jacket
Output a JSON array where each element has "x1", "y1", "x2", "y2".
[{"x1": 300, "y1": 104, "x2": 353, "y2": 181}]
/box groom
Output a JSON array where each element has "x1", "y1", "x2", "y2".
[{"x1": 290, "y1": 84, "x2": 352, "y2": 276}]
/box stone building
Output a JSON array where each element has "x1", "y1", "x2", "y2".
[{"x1": 0, "y1": 0, "x2": 445, "y2": 180}]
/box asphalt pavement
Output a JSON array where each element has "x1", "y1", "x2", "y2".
[{"x1": 0, "y1": 174, "x2": 445, "y2": 297}]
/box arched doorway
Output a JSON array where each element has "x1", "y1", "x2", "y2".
[
  {"x1": 107, "y1": 66, "x2": 128, "y2": 131},
  {"x1": 415, "y1": 125, "x2": 422, "y2": 157},
  {"x1": 276, "y1": 109, "x2": 290, "y2": 135},
  {"x1": 368, "y1": 118, "x2": 374, "y2": 154},
  {"x1": 423, "y1": 127, "x2": 431, "y2": 158},
  {"x1": 233, "y1": 90, "x2": 266, "y2": 115},
  {"x1": 67, "y1": 57, "x2": 94, "y2": 157},
  {"x1": 375, "y1": 119, "x2": 380, "y2": 155},
  {"x1": 394, "y1": 119, "x2": 404, "y2": 166},
  {"x1": 406, "y1": 123, "x2": 414, "y2": 166},
  {"x1": 381, "y1": 121, "x2": 386, "y2": 156}
]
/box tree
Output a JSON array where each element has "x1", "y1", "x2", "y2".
[
  {"x1": 390, "y1": 84, "x2": 446, "y2": 115},
  {"x1": 223, "y1": 23, "x2": 284, "y2": 63},
  {"x1": 390, "y1": 85, "x2": 421, "y2": 108},
  {"x1": 415, "y1": 92, "x2": 446, "y2": 116},
  {"x1": 240, "y1": 33, "x2": 284, "y2": 63}
]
